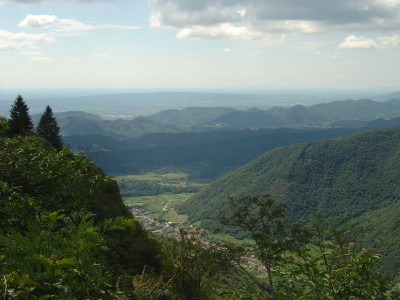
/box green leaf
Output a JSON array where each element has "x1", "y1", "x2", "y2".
[
  {"x1": 57, "y1": 257, "x2": 76, "y2": 266},
  {"x1": 33, "y1": 254, "x2": 52, "y2": 267}
]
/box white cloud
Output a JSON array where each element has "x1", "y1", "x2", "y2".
[
  {"x1": 1, "y1": 0, "x2": 120, "y2": 3},
  {"x1": 149, "y1": 0, "x2": 400, "y2": 40},
  {"x1": 0, "y1": 29, "x2": 55, "y2": 51},
  {"x1": 18, "y1": 14, "x2": 140, "y2": 36},
  {"x1": 339, "y1": 33, "x2": 400, "y2": 49},
  {"x1": 339, "y1": 35, "x2": 378, "y2": 49},
  {"x1": 253, "y1": 20, "x2": 320, "y2": 34},
  {"x1": 19, "y1": 14, "x2": 58, "y2": 28},
  {"x1": 377, "y1": 33, "x2": 400, "y2": 47},
  {"x1": 176, "y1": 23, "x2": 263, "y2": 39}
]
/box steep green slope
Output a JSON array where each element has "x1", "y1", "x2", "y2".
[
  {"x1": 68, "y1": 127, "x2": 360, "y2": 177},
  {"x1": 149, "y1": 107, "x2": 234, "y2": 127},
  {"x1": 0, "y1": 135, "x2": 160, "y2": 286},
  {"x1": 213, "y1": 99, "x2": 400, "y2": 128},
  {"x1": 181, "y1": 126, "x2": 400, "y2": 278}
]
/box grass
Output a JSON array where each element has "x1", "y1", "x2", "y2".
[
  {"x1": 162, "y1": 171, "x2": 189, "y2": 180},
  {"x1": 160, "y1": 209, "x2": 183, "y2": 222},
  {"x1": 116, "y1": 171, "x2": 191, "y2": 182},
  {"x1": 117, "y1": 171, "x2": 206, "y2": 227},
  {"x1": 124, "y1": 193, "x2": 193, "y2": 222},
  {"x1": 115, "y1": 172, "x2": 163, "y2": 182}
]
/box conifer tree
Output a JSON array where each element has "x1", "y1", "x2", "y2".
[
  {"x1": 8, "y1": 95, "x2": 33, "y2": 136},
  {"x1": 36, "y1": 105, "x2": 63, "y2": 150}
]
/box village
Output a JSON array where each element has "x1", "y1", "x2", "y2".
[{"x1": 126, "y1": 201, "x2": 266, "y2": 274}]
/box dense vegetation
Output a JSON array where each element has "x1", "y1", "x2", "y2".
[
  {"x1": 0, "y1": 97, "x2": 161, "y2": 297},
  {"x1": 181, "y1": 125, "x2": 400, "y2": 282},
  {"x1": 118, "y1": 178, "x2": 199, "y2": 197},
  {"x1": 219, "y1": 194, "x2": 387, "y2": 299},
  {"x1": 48, "y1": 98, "x2": 400, "y2": 138},
  {"x1": 65, "y1": 128, "x2": 362, "y2": 178},
  {"x1": 57, "y1": 97, "x2": 400, "y2": 179},
  {"x1": 2, "y1": 94, "x2": 400, "y2": 298}
]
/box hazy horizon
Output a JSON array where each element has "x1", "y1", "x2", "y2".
[
  {"x1": 1, "y1": 1, "x2": 399, "y2": 90},
  {"x1": 1, "y1": 88, "x2": 398, "y2": 119}
]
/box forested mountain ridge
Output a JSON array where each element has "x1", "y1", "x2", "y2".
[
  {"x1": 64, "y1": 127, "x2": 362, "y2": 177},
  {"x1": 34, "y1": 97, "x2": 400, "y2": 138},
  {"x1": 212, "y1": 98, "x2": 400, "y2": 128},
  {"x1": 0, "y1": 99, "x2": 160, "y2": 297},
  {"x1": 181, "y1": 125, "x2": 400, "y2": 279},
  {"x1": 2, "y1": 96, "x2": 398, "y2": 298}
]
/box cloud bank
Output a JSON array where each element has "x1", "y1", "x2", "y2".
[
  {"x1": 1, "y1": 0, "x2": 118, "y2": 3},
  {"x1": 339, "y1": 33, "x2": 400, "y2": 49},
  {"x1": 18, "y1": 14, "x2": 139, "y2": 35},
  {"x1": 0, "y1": 14, "x2": 139, "y2": 52},
  {"x1": 149, "y1": 0, "x2": 400, "y2": 39}
]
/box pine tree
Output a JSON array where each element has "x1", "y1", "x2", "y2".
[
  {"x1": 36, "y1": 105, "x2": 63, "y2": 151},
  {"x1": 8, "y1": 95, "x2": 34, "y2": 136}
]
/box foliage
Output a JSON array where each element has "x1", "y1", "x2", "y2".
[
  {"x1": 185, "y1": 126, "x2": 400, "y2": 280},
  {"x1": 36, "y1": 105, "x2": 63, "y2": 151},
  {"x1": 156, "y1": 228, "x2": 240, "y2": 300},
  {"x1": 118, "y1": 178, "x2": 199, "y2": 197},
  {"x1": 220, "y1": 194, "x2": 307, "y2": 298},
  {"x1": 0, "y1": 135, "x2": 105, "y2": 213},
  {"x1": 65, "y1": 127, "x2": 360, "y2": 178},
  {"x1": 279, "y1": 220, "x2": 386, "y2": 299},
  {"x1": 219, "y1": 195, "x2": 387, "y2": 299},
  {"x1": 0, "y1": 117, "x2": 8, "y2": 137},
  {"x1": 0, "y1": 211, "x2": 135, "y2": 298},
  {"x1": 8, "y1": 94, "x2": 34, "y2": 136},
  {"x1": 0, "y1": 132, "x2": 160, "y2": 298}
]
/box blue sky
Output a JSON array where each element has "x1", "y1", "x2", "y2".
[{"x1": 0, "y1": 0, "x2": 399, "y2": 91}]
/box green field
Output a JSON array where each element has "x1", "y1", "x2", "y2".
[
  {"x1": 117, "y1": 171, "x2": 197, "y2": 223},
  {"x1": 115, "y1": 172, "x2": 169, "y2": 182},
  {"x1": 124, "y1": 193, "x2": 193, "y2": 222}
]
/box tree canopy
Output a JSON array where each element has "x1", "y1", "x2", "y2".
[
  {"x1": 36, "y1": 105, "x2": 63, "y2": 151},
  {"x1": 8, "y1": 94, "x2": 33, "y2": 136}
]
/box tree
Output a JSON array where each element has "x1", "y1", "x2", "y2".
[
  {"x1": 143, "y1": 228, "x2": 239, "y2": 300},
  {"x1": 0, "y1": 134, "x2": 161, "y2": 297},
  {"x1": 8, "y1": 95, "x2": 33, "y2": 136},
  {"x1": 36, "y1": 105, "x2": 63, "y2": 150},
  {"x1": 220, "y1": 194, "x2": 307, "y2": 299},
  {"x1": 0, "y1": 117, "x2": 8, "y2": 137},
  {"x1": 279, "y1": 220, "x2": 386, "y2": 299},
  {"x1": 0, "y1": 210, "x2": 137, "y2": 298},
  {"x1": 220, "y1": 195, "x2": 386, "y2": 299}
]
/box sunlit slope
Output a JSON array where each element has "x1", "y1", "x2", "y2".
[{"x1": 181, "y1": 126, "x2": 400, "y2": 277}]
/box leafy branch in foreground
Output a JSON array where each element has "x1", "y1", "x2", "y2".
[
  {"x1": 0, "y1": 211, "x2": 136, "y2": 299},
  {"x1": 219, "y1": 194, "x2": 387, "y2": 299},
  {"x1": 220, "y1": 194, "x2": 307, "y2": 299}
]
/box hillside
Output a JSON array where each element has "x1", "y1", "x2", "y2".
[
  {"x1": 30, "y1": 98, "x2": 400, "y2": 139},
  {"x1": 212, "y1": 99, "x2": 400, "y2": 128},
  {"x1": 64, "y1": 127, "x2": 361, "y2": 177},
  {"x1": 181, "y1": 126, "x2": 400, "y2": 278},
  {"x1": 0, "y1": 133, "x2": 160, "y2": 297}
]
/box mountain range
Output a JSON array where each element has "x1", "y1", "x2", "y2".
[
  {"x1": 29, "y1": 97, "x2": 400, "y2": 138},
  {"x1": 180, "y1": 125, "x2": 400, "y2": 279}
]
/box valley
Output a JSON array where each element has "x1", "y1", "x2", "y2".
[
  {"x1": 2, "y1": 91, "x2": 400, "y2": 298},
  {"x1": 3, "y1": 0, "x2": 400, "y2": 297},
  {"x1": 117, "y1": 171, "x2": 207, "y2": 238}
]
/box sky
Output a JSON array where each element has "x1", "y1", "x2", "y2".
[{"x1": 0, "y1": 0, "x2": 400, "y2": 91}]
